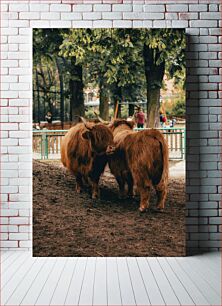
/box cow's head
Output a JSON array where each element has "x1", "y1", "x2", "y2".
[
  {"x1": 108, "y1": 119, "x2": 135, "y2": 131},
  {"x1": 81, "y1": 119, "x2": 115, "y2": 155}
]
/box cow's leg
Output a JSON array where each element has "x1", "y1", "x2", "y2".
[
  {"x1": 91, "y1": 181, "x2": 99, "y2": 199},
  {"x1": 116, "y1": 176, "x2": 125, "y2": 199},
  {"x1": 156, "y1": 187, "x2": 167, "y2": 211},
  {"x1": 126, "y1": 174, "x2": 134, "y2": 197},
  {"x1": 83, "y1": 175, "x2": 90, "y2": 187},
  {"x1": 138, "y1": 186, "x2": 151, "y2": 212},
  {"x1": 76, "y1": 173, "x2": 83, "y2": 194}
]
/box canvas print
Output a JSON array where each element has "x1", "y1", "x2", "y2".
[{"x1": 33, "y1": 29, "x2": 186, "y2": 256}]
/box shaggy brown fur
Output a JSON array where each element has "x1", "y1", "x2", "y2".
[
  {"x1": 108, "y1": 119, "x2": 135, "y2": 198},
  {"x1": 61, "y1": 122, "x2": 114, "y2": 199},
  {"x1": 108, "y1": 119, "x2": 169, "y2": 211}
]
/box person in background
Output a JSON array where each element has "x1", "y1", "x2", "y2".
[
  {"x1": 45, "y1": 111, "x2": 52, "y2": 124},
  {"x1": 33, "y1": 123, "x2": 40, "y2": 130},
  {"x1": 169, "y1": 118, "x2": 177, "y2": 128},
  {"x1": 134, "y1": 107, "x2": 145, "y2": 129},
  {"x1": 160, "y1": 111, "x2": 167, "y2": 127}
]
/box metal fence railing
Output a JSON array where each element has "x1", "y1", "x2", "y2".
[{"x1": 33, "y1": 127, "x2": 186, "y2": 160}]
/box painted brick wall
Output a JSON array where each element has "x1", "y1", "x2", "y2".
[{"x1": 1, "y1": 0, "x2": 221, "y2": 254}]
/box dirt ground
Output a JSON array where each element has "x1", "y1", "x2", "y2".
[{"x1": 33, "y1": 160, "x2": 186, "y2": 257}]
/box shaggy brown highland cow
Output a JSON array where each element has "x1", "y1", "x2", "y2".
[
  {"x1": 108, "y1": 119, "x2": 169, "y2": 212},
  {"x1": 61, "y1": 120, "x2": 114, "y2": 199}
]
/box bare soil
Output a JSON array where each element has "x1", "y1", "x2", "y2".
[{"x1": 33, "y1": 160, "x2": 186, "y2": 257}]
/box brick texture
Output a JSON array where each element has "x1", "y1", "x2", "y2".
[{"x1": 0, "y1": 0, "x2": 221, "y2": 254}]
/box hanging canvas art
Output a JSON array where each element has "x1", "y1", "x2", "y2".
[{"x1": 33, "y1": 28, "x2": 186, "y2": 256}]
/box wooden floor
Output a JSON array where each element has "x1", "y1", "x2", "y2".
[{"x1": 1, "y1": 251, "x2": 220, "y2": 306}]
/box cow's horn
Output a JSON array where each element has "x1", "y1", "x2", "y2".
[
  {"x1": 94, "y1": 111, "x2": 109, "y2": 125},
  {"x1": 79, "y1": 116, "x2": 93, "y2": 130}
]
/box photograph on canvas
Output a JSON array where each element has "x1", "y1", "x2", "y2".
[{"x1": 32, "y1": 28, "x2": 186, "y2": 257}]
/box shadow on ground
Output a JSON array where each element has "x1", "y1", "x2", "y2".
[{"x1": 33, "y1": 160, "x2": 186, "y2": 257}]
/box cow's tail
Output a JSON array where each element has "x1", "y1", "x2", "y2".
[
  {"x1": 60, "y1": 137, "x2": 67, "y2": 168},
  {"x1": 147, "y1": 129, "x2": 169, "y2": 190}
]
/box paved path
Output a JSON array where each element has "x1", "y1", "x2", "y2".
[{"x1": 170, "y1": 160, "x2": 185, "y2": 178}]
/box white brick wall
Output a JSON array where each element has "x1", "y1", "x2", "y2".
[{"x1": 1, "y1": 0, "x2": 221, "y2": 254}]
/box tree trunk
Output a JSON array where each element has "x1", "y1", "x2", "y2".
[
  {"x1": 110, "y1": 82, "x2": 122, "y2": 118},
  {"x1": 143, "y1": 45, "x2": 165, "y2": 128},
  {"x1": 147, "y1": 87, "x2": 161, "y2": 128},
  {"x1": 128, "y1": 104, "x2": 135, "y2": 117},
  {"x1": 38, "y1": 63, "x2": 52, "y2": 114},
  {"x1": 116, "y1": 86, "x2": 122, "y2": 118},
  {"x1": 69, "y1": 58, "x2": 84, "y2": 120},
  {"x1": 99, "y1": 80, "x2": 109, "y2": 120},
  {"x1": 36, "y1": 69, "x2": 41, "y2": 123},
  {"x1": 118, "y1": 103, "x2": 121, "y2": 118},
  {"x1": 56, "y1": 58, "x2": 64, "y2": 128}
]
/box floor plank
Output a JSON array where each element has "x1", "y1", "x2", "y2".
[
  {"x1": 93, "y1": 257, "x2": 107, "y2": 305},
  {"x1": 35, "y1": 258, "x2": 67, "y2": 305},
  {"x1": 157, "y1": 258, "x2": 195, "y2": 305},
  {"x1": 1, "y1": 253, "x2": 30, "y2": 290},
  {"x1": 2, "y1": 256, "x2": 37, "y2": 305},
  {"x1": 147, "y1": 257, "x2": 180, "y2": 305},
  {"x1": 107, "y1": 258, "x2": 122, "y2": 306},
  {"x1": 78, "y1": 257, "x2": 96, "y2": 306},
  {"x1": 176, "y1": 257, "x2": 221, "y2": 305},
  {"x1": 195, "y1": 253, "x2": 220, "y2": 275},
  {"x1": 21, "y1": 258, "x2": 57, "y2": 305},
  {"x1": 167, "y1": 257, "x2": 210, "y2": 305},
  {"x1": 127, "y1": 257, "x2": 150, "y2": 305},
  {"x1": 1, "y1": 252, "x2": 221, "y2": 306},
  {"x1": 0, "y1": 251, "x2": 14, "y2": 263},
  {"x1": 117, "y1": 257, "x2": 136, "y2": 305},
  {"x1": 64, "y1": 257, "x2": 87, "y2": 306},
  {"x1": 137, "y1": 257, "x2": 165, "y2": 305},
  {"x1": 50, "y1": 258, "x2": 78, "y2": 305},
  {"x1": 2, "y1": 251, "x2": 22, "y2": 273},
  {"x1": 5, "y1": 258, "x2": 46, "y2": 305},
  {"x1": 179, "y1": 256, "x2": 220, "y2": 294}
]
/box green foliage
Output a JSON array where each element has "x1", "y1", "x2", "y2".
[
  {"x1": 85, "y1": 107, "x2": 99, "y2": 119},
  {"x1": 143, "y1": 29, "x2": 186, "y2": 72},
  {"x1": 60, "y1": 29, "x2": 145, "y2": 88},
  {"x1": 33, "y1": 29, "x2": 66, "y2": 64},
  {"x1": 33, "y1": 28, "x2": 186, "y2": 121},
  {"x1": 171, "y1": 100, "x2": 186, "y2": 117}
]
